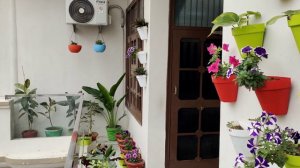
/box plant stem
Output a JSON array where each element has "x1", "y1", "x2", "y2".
[{"x1": 48, "y1": 108, "x2": 53, "y2": 127}]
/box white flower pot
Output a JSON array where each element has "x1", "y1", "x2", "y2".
[
  {"x1": 136, "y1": 75, "x2": 147, "y2": 87},
  {"x1": 137, "y1": 26, "x2": 148, "y2": 40},
  {"x1": 137, "y1": 51, "x2": 147, "y2": 64},
  {"x1": 228, "y1": 128, "x2": 252, "y2": 158}
]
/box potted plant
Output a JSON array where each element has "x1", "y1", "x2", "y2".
[
  {"x1": 133, "y1": 18, "x2": 148, "y2": 40},
  {"x1": 137, "y1": 51, "x2": 147, "y2": 64},
  {"x1": 94, "y1": 40, "x2": 106, "y2": 53},
  {"x1": 68, "y1": 41, "x2": 82, "y2": 53},
  {"x1": 236, "y1": 46, "x2": 291, "y2": 115},
  {"x1": 267, "y1": 10, "x2": 300, "y2": 53},
  {"x1": 124, "y1": 149, "x2": 145, "y2": 168},
  {"x1": 39, "y1": 97, "x2": 63, "y2": 137},
  {"x1": 126, "y1": 46, "x2": 139, "y2": 59},
  {"x1": 284, "y1": 128, "x2": 300, "y2": 168},
  {"x1": 209, "y1": 11, "x2": 265, "y2": 57},
  {"x1": 120, "y1": 137, "x2": 136, "y2": 154},
  {"x1": 116, "y1": 130, "x2": 130, "y2": 144},
  {"x1": 134, "y1": 67, "x2": 147, "y2": 88},
  {"x1": 82, "y1": 73, "x2": 126, "y2": 141},
  {"x1": 14, "y1": 79, "x2": 39, "y2": 138},
  {"x1": 207, "y1": 43, "x2": 239, "y2": 102},
  {"x1": 81, "y1": 100, "x2": 104, "y2": 141}
]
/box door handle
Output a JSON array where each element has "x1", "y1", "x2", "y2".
[{"x1": 174, "y1": 86, "x2": 177, "y2": 95}]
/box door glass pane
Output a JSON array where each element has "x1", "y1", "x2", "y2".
[
  {"x1": 200, "y1": 134, "x2": 219, "y2": 159},
  {"x1": 179, "y1": 71, "x2": 200, "y2": 100},
  {"x1": 177, "y1": 135, "x2": 198, "y2": 160},
  {"x1": 175, "y1": 0, "x2": 223, "y2": 27},
  {"x1": 202, "y1": 72, "x2": 218, "y2": 100},
  {"x1": 201, "y1": 108, "x2": 220, "y2": 132},
  {"x1": 178, "y1": 108, "x2": 199, "y2": 133},
  {"x1": 180, "y1": 38, "x2": 201, "y2": 68}
]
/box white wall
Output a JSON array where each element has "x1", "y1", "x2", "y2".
[{"x1": 220, "y1": 1, "x2": 300, "y2": 167}]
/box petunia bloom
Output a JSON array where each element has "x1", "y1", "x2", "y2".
[
  {"x1": 229, "y1": 56, "x2": 240, "y2": 67},
  {"x1": 255, "y1": 156, "x2": 269, "y2": 168},
  {"x1": 266, "y1": 132, "x2": 282, "y2": 144},
  {"x1": 241, "y1": 46, "x2": 252, "y2": 54},
  {"x1": 226, "y1": 68, "x2": 233, "y2": 79},
  {"x1": 247, "y1": 138, "x2": 257, "y2": 154},
  {"x1": 248, "y1": 122, "x2": 262, "y2": 137},
  {"x1": 261, "y1": 111, "x2": 277, "y2": 126},
  {"x1": 207, "y1": 43, "x2": 218, "y2": 55},
  {"x1": 207, "y1": 62, "x2": 219, "y2": 73},
  {"x1": 234, "y1": 153, "x2": 245, "y2": 168},
  {"x1": 222, "y1": 43, "x2": 229, "y2": 52},
  {"x1": 254, "y1": 47, "x2": 268, "y2": 58}
]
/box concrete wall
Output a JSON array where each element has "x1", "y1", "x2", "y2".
[{"x1": 220, "y1": 1, "x2": 300, "y2": 167}]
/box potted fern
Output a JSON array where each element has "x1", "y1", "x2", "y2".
[
  {"x1": 134, "y1": 18, "x2": 148, "y2": 40},
  {"x1": 68, "y1": 41, "x2": 82, "y2": 53},
  {"x1": 82, "y1": 73, "x2": 126, "y2": 141},
  {"x1": 94, "y1": 40, "x2": 106, "y2": 53},
  {"x1": 134, "y1": 67, "x2": 147, "y2": 88}
]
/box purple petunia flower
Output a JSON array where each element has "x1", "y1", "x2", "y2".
[
  {"x1": 291, "y1": 131, "x2": 300, "y2": 144},
  {"x1": 248, "y1": 122, "x2": 262, "y2": 137},
  {"x1": 125, "y1": 153, "x2": 131, "y2": 160},
  {"x1": 255, "y1": 156, "x2": 269, "y2": 168},
  {"x1": 266, "y1": 132, "x2": 282, "y2": 144},
  {"x1": 241, "y1": 46, "x2": 252, "y2": 54},
  {"x1": 261, "y1": 111, "x2": 277, "y2": 126},
  {"x1": 226, "y1": 68, "x2": 233, "y2": 79},
  {"x1": 247, "y1": 138, "x2": 257, "y2": 154},
  {"x1": 127, "y1": 47, "x2": 136, "y2": 58},
  {"x1": 254, "y1": 47, "x2": 268, "y2": 58},
  {"x1": 234, "y1": 153, "x2": 245, "y2": 168},
  {"x1": 132, "y1": 153, "x2": 138, "y2": 159}
]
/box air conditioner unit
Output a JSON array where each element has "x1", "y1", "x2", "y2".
[{"x1": 66, "y1": 0, "x2": 108, "y2": 25}]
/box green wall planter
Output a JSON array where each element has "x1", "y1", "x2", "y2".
[
  {"x1": 232, "y1": 23, "x2": 266, "y2": 58},
  {"x1": 106, "y1": 125, "x2": 121, "y2": 141},
  {"x1": 288, "y1": 14, "x2": 300, "y2": 53},
  {"x1": 45, "y1": 126, "x2": 63, "y2": 137},
  {"x1": 285, "y1": 154, "x2": 300, "y2": 168}
]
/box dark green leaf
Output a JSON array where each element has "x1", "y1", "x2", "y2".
[
  {"x1": 97, "y1": 83, "x2": 114, "y2": 112},
  {"x1": 109, "y1": 73, "x2": 126, "y2": 97},
  {"x1": 116, "y1": 94, "x2": 126, "y2": 107},
  {"x1": 24, "y1": 79, "x2": 30, "y2": 89},
  {"x1": 18, "y1": 112, "x2": 26, "y2": 119},
  {"x1": 15, "y1": 83, "x2": 25, "y2": 91},
  {"x1": 68, "y1": 119, "x2": 74, "y2": 127}
]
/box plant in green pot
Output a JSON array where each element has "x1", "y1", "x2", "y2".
[
  {"x1": 82, "y1": 73, "x2": 126, "y2": 141},
  {"x1": 39, "y1": 97, "x2": 63, "y2": 137},
  {"x1": 236, "y1": 46, "x2": 291, "y2": 115},
  {"x1": 134, "y1": 67, "x2": 147, "y2": 88},
  {"x1": 14, "y1": 79, "x2": 39, "y2": 138},
  {"x1": 209, "y1": 11, "x2": 265, "y2": 57},
  {"x1": 267, "y1": 9, "x2": 300, "y2": 53}
]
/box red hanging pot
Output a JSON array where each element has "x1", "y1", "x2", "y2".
[
  {"x1": 255, "y1": 76, "x2": 291, "y2": 115},
  {"x1": 68, "y1": 44, "x2": 82, "y2": 53},
  {"x1": 211, "y1": 75, "x2": 238, "y2": 102}
]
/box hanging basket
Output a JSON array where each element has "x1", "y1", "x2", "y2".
[
  {"x1": 68, "y1": 44, "x2": 82, "y2": 53},
  {"x1": 255, "y1": 76, "x2": 291, "y2": 115},
  {"x1": 137, "y1": 51, "x2": 147, "y2": 64},
  {"x1": 288, "y1": 13, "x2": 300, "y2": 53},
  {"x1": 94, "y1": 44, "x2": 106, "y2": 53},
  {"x1": 285, "y1": 154, "x2": 300, "y2": 168},
  {"x1": 136, "y1": 75, "x2": 147, "y2": 87},
  {"x1": 211, "y1": 75, "x2": 238, "y2": 102},
  {"x1": 137, "y1": 26, "x2": 148, "y2": 40},
  {"x1": 232, "y1": 24, "x2": 266, "y2": 58}
]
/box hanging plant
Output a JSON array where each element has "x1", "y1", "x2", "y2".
[
  {"x1": 133, "y1": 18, "x2": 148, "y2": 40},
  {"x1": 94, "y1": 32, "x2": 106, "y2": 53},
  {"x1": 68, "y1": 41, "x2": 82, "y2": 53}
]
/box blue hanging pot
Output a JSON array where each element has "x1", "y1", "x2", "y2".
[{"x1": 94, "y1": 42, "x2": 106, "y2": 53}]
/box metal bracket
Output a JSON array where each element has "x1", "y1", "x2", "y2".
[
  {"x1": 98, "y1": 26, "x2": 102, "y2": 34},
  {"x1": 72, "y1": 24, "x2": 77, "y2": 33}
]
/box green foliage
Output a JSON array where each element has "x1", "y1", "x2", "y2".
[
  {"x1": 70, "y1": 41, "x2": 78, "y2": 45},
  {"x1": 39, "y1": 97, "x2": 57, "y2": 127},
  {"x1": 209, "y1": 11, "x2": 261, "y2": 36},
  {"x1": 134, "y1": 67, "x2": 147, "y2": 75},
  {"x1": 14, "y1": 79, "x2": 38, "y2": 130},
  {"x1": 81, "y1": 100, "x2": 104, "y2": 133},
  {"x1": 56, "y1": 95, "x2": 80, "y2": 127},
  {"x1": 226, "y1": 121, "x2": 243, "y2": 130},
  {"x1": 82, "y1": 73, "x2": 126, "y2": 128},
  {"x1": 267, "y1": 9, "x2": 300, "y2": 25},
  {"x1": 133, "y1": 18, "x2": 148, "y2": 28},
  {"x1": 95, "y1": 40, "x2": 105, "y2": 45}
]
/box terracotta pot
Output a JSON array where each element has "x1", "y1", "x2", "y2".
[
  {"x1": 125, "y1": 159, "x2": 145, "y2": 168},
  {"x1": 22, "y1": 130, "x2": 38, "y2": 138},
  {"x1": 115, "y1": 133, "x2": 122, "y2": 139},
  {"x1": 91, "y1": 132, "x2": 98, "y2": 141},
  {"x1": 68, "y1": 44, "x2": 82, "y2": 53},
  {"x1": 211, "y1": 75, "x2": 238, "y2": 102},
  {"x1": 120, "y1": 147, "x2": 136, "y2": 154},
  {"x1": 255, "y1": 76, "x2": 291, "y2": 115}
]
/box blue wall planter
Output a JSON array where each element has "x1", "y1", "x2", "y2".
[{"x1": 94, "y1": 44, "x2": 106, "y2": 53}]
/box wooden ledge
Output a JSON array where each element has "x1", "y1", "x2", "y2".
[{"x1": 0, "y1": 99, "x2": 9, "y2": 108}]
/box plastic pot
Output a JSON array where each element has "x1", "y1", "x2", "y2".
[
  {"x1": 68, "y1": 44, "x2": 82, "y2": 53},
  {"x1": 137, "y1": 26, "x2": 148, "y2": 40},
  {"x1": 106, "y1": 125, "x2": 121, "y2": 141},
  {"x1": 285, "y1": 154, "x2": 300, "y2": 168},
  {"x1": 211, "y1": 75, "x2": 238, "y2": 102},
  {"x1": 45, "y1": 126, "x2": 63, "y2": 137},
  {"x1": 228, "y1": 128, "x2": 252, "y2": 158},
  {"x1": 136, "y1": 75, "x2": 147, "y2": 87},
  {"x1": 78, "y1": 136, "x2": 92, "y2": 146},
  {"x1": 93, "y1": 44, "x2": 106, "y2": 53},
  {"x1": 22, "y1": 129, "x2": 38, "y2": 138},
  {"x1": 137, "y1": 51, "x2": 147, "y2": 64},
  {"x1": 288, "y1": 13, "x2": 300, "y2": 53}
]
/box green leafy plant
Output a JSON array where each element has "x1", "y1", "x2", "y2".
[
  {"x1": 82, "y1": 73, "x2": 126, "y2": 128},
  {"x1": 81, "y1": 100, "x2": 104, "y2": 134},
  {"x1": 209, "y1": 11, "x2": 261, "y2": 36},
  {"x1": 56, "y1": 95, "x2": 80, "y2": 128},
  {"x1": 133, "y1": 18, "x2": 148, "y2": 28},
  {"x1": 134, "y1": 67, "x2": 147, "y2": 76},
  {"x1": 39, "y1": 97, "x2": 57, "y2": 127},
  {"x1": 226, "y1": 121, "x2": 243, "y2": 130},
  {"x1": 95, "y1": 40, "x2": 105, "y2": 45},
  {"x1": 267, "y1": 9, "x2": 300, "y2": 25},
  {"x1": 70, "y1": 41, "x2": 78, "y2": 45},
  {"x1": 14, "y1": 79, "x2": 39, "y2": 130}
]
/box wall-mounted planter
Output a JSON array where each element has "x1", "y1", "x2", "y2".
[
  {"x1": 232, "y1": 23, "x2": 266, "y2": 57},
  {"x1": 45, "y1": 126, "x2": 63, "y2": 137},
  {"x1": 68, "y1": 44, "x2": 82, "y2": 53},
  {"x1": 137, "y1": 51, "x2": 147, "y2": 64},
  {"x1": 137, "y1": 26, "x2": 148, "y2": 40},
  {"x1": 211, "y1": 75, "x2": 238, "y2": 102},
  {"x1": 255, "y1": 76, "x2": 291, "y2": 115},
  {"x1": 285, "y1": 154, "x2": 300, "y2": 168},
  {"x1": 228, "y1": 128, "x2": 252, "y2": 158},
  {"x1": 136, "y1": 75, "x2": 147, "y2": 87},
  {"x1": 93, "y1": 44, "x2": 106, "y2": 53},
  {"x1": 288, "y1": 13, "x2": 300, "y2": 53}
]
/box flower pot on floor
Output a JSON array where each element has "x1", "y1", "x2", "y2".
[
  {"x1": 106, "y1": 125, "x2": 121, "y2": 141},
  {"x1": 285, "y1": 154, "x2": 300, "y2": 168},
  {"x1": 125, "y1": 159, "x2": 145, "y2": 168},
  {"x1": 255, "y1": 76, "x2": 291, "y2": 115},
  {"x1": 137, "y1": 26, "x2": 148, "y2": 40},
  {"x1": 22, "y1": 129, "x2": 38, "y2": 138},
  {"x1": 137, "y1": 51, "x2": 147, "y2": 64},
  {"x1": 288, "y1": 13, "x2": 300, "y2": 53},
  {"x1": 136, "y1": 75, "x2": 147, "y2": 87},
  {"x1": 93, "y1": 44, "x2": 106, "y2": 53},
  {"x1": 45, "y1": 126, "x2": 63, "y2": 137},
  {"x1": 78, "y1": 136, "x2": 92, "y2": 146},
  {"x1": 90, "y1": 132, "x2": 98, "y2": 141},
  {"x1": 68, "y1": 44, "x2": 82, "y2": 53},
  {"x1": 228, "y1": 128, "x2": 252, "y2": 158},
  {"x1": 232, "y1": 23, "x2": 266, "y2": 58},
  {"x1": 211, "y1": 75, "x2": 238, "y2": 102}
]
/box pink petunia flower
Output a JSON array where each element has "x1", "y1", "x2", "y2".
[
  {"x1": 222, "y1": 43, "x2": 229, "y2": 52},
  {"x1": 207, "y1": 43, "x2": 217, "y2": 55},
  {"x1": 229, "y1": 56, "x2": 240, "y2": 67},
  {"x1": 215, "y1": 58, "x2": 221, "y2": 64},
  {"x1": 208, "y1": 62, "x2": 219, "y2": 73}
]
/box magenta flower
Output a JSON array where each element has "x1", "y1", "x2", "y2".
[
  {"x1": 222, "y1": 43, "x2": 229, "y2": 52},
  {"x1": 229, "y1": 56, "x2": 240, "y2": 67},
  {"x1": 207, "y1": 43, "x2": 217, "y2": 55},
  {"x1": 208, "y1": 62, "x2": 219, "y2": 73}
]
